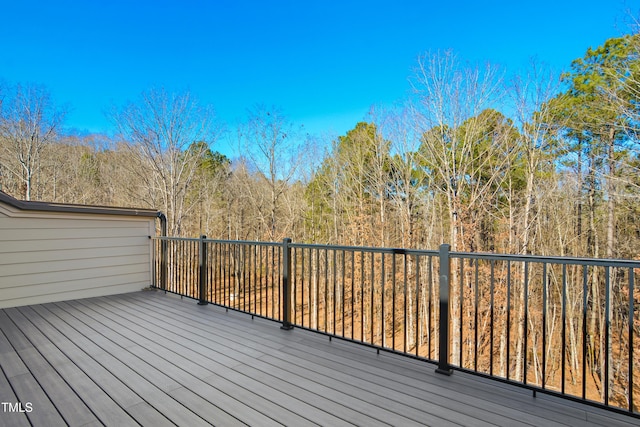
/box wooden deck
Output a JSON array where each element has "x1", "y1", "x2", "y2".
[{"x1": 0, "y1": 291, "x2": 637, "y2": 427}]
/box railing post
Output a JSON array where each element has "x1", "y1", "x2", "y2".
[
  {"x1": 198, "y1": 235, "x2": 208, "y2": 305},
  {"x1": 281, "y1": 237, "x2": 294, "y2": 330},
  {"x1": 436, "y1": 243, "x2": 453, "y2": 375},
  {"x1": 158, "y1": 213, "x2": 168, "y2": 292}
]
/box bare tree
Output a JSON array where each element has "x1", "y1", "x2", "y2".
[
  {"x1": 238, "y1": 105, "x2": 304, "y2": 241},
  {"x1": 0, "y1": 83, "x2": 66, "y2": 200},
  {"x1": 411, "y1": 51, "x2": 517, "y2": 366},
  {"x1": 373, "y1": 104, "x2": 427, "y2": 249},
  {"x1": 510, "y1": 61, "x2": 565, "y2": 255},
  {"x1": 502, "y1": 61, "x2": 566, "y2": 382},
  {"x1": 411, "y1": 50, "x2": 510, "y2": 253},
  {"x1": 109, "y1": 88, "x2": 220, "y2": 236}
]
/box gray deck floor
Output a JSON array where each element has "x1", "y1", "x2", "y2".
[{"x1": 0, "y1": 291, "x2": 638, "y2": 427}]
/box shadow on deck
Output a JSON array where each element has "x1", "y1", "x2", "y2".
[{"x1": 0, "y1": 291, "x2": 637, "y2": 426}]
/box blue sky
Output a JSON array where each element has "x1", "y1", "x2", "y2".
[{"x1": 0, "y1": 0, "x2": 635, "y2": 155}]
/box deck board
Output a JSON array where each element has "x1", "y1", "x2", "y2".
[
  {"x1": 104, "y1": 295, "x2": 464, "y2": 425},
  {"x1": 2, "y1": 309, "x2": 100, "y2": 427},
  {"x1": 18, "y1": 303, "x2": 168, "y2": 426},
  {"x1": 113, "y1": 293, "x2": 593, "y2": 426},
  {"x1": 87, "y1": 296, "x2": 427, "y2": 426},
  {"x1": 1, "y1": 290, "x2": 639, "y2": 427},
  {"x1": 76, "y1": 295, "x2": 380, "y2": 426},
  {"x1": 68, "y1": 300, "x2": 307, "y2": 425}
]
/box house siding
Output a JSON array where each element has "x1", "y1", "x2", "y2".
[{"x1": 0, "y1": 196, "x2": 157, "y2": 309}]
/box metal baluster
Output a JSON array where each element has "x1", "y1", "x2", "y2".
[
  {"x1": 460, "y1": 257, "x2": 464, "y2": 367},
  {"x1": 506, "y1": 261, "x2": 511, "y2": 380},
  {"x1": 351, "y1": 250, "x2": 355, "y2": 340},
  {"x1": 543, "y1": 262, "x2": 548, "y2": 389},
  {"x1": 428, "y1": 256, "x2": 433, "y2": 359},
  {"x1": 392, "y1": 251, "x2": 396, "y2": 350},
  {"x1": 361, "y1": 251, "x2": 365, "y2": 343},
  {"x1": 490, "y1": 259, "x2": 495, "y2": 376},
  {"x1": 524, "y1": 261, "x2": 529, "y2": 386},
  {"x1": 371, "y1": 251, "x2": 375, "y2": 345},
  {"x1": 382, "y1": 253, "x2": 386, "y2": 348},
  {"x1": 582, "y1": 264, "x2": 588, "y2": 400},
  {"x1": 404, "y1": 252, "x2": 408, "y2": 354},
  {"x1": 475, "y1": 259, "x2": 479, "y2": 372},
  {"x1": 605, "y1": 266, "x2": 611, "y2": 406},
  {"x1": 562, "y1": 264, "x2": 567, "y2": 394},
  {"x1": 415, "y1": 254, "x2": 420, "y2": 358},
  {"x1": 629, "y1": 267, "x2": 635, "y2": 412}
]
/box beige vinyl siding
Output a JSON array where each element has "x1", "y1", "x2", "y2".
[
  {"x1": 0, "y1": 207, "x2": 155, "y2": 309},
  {"x1": 0, "y1": 201, "x2": 20, "y2": 217}
]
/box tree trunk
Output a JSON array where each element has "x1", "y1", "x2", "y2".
[{"x1": 606, "y1": 127, "x2": 616, "y2": 259}]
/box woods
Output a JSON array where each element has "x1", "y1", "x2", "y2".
[{"x1": 3, "y1": 35, "x2": 639, "y2": 263}]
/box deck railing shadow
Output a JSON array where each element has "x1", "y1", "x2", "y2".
[{"x1": 152, "y1": 235, "x2": 640, "y2": 418}]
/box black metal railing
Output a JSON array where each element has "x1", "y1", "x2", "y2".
[
  {"x1": 288, "y1": 242, "x2": 442, "y2": 361},
  {"x1": 448, "y1": 251, "x2": 639, "y2": 411},
  {"x1": 151, "y1": 236, "x2": 640, "y2": 417},
  {"x1": 153, "y1": 236, "x2": 284, "y2": 321}
]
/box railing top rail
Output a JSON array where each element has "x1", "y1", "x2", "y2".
[
  {"x1": 152, "y1": 236, "x2": 640, "y2": 267},
  {"x1": 290, "y1": 241, "x2": 440, "y2": 256},
  {"x1": 203, "y1": 238, "x2": 282, "y2": 247},
  {"x1": 152, "y1": 236, "x2": 281, "y2": 246},
  {"x1": 152, "y1": 236, "x2": 199, "y2": 242},
  {"x1": 452, "y1": 250, "x2": 640, "y2": 268}
]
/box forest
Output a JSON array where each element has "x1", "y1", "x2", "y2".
[
  {"x1": 0, "y1": 33, "x2": 639, "y2": 262},
  {"x1": 2, "y1": 35, "x2": 640, "y2": 262}
]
